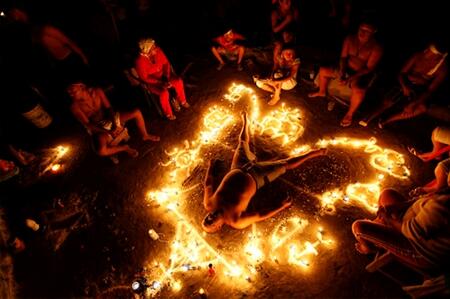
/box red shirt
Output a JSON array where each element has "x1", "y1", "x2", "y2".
[
  {"x1": 215, "y1": 33, "x2": 245, "y2": 51},
  {"x1": 135, "y1": 47, "x2": 170, "y2": 84}
]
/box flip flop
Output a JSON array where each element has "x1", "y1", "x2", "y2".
[{"x1": 340, "y1": 116, "x2": 352, "y2": 127}]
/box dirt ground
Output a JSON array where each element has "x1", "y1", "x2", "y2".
[{"x1": 2, "y1": 50, "x2": 442, "y2": 299}]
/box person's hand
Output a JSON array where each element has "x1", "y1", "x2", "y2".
[
  {"x1": 281, "y1": 196, "x2": 293, "y2": 209},
  {"x1": 110, "y1": 127, "x2": 122, "y2": 138},
  {"x1": 285, "y1": 14, "x2": 294, "y2": 24},
  {"x1": 402, "y1": 85, "x2": 412, "y2": 97}
]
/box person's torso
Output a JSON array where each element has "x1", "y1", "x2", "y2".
[
  {"x1": 38, "y1": 27, "x2": 72, "y2": 60},
  {"x1": 347, "y1": 36, "x2": 377, "y2": 71},
  {"x1": 137, "y1": 50, "x2": 165, "y2": 77},
  {"x1": 408, "y1": 52, "x2": 446, "y2": 85},
  {"x1": 214, "y1": 169, "x2": 256, "y2": 214},
  {"x1": 74, "y1": 89, "x2": 104, "y2": 121}
]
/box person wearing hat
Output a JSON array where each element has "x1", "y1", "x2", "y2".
[
  {"x1": 135, "y1": 38, "x2": 190, "y2": 120},
  {"x1": 211, "y1": 29, "x2": 246, "y2": 71}
]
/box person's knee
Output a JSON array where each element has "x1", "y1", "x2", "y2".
[
  {"x1": 379, "y1": 188, "x2": 399, "y2": 206},
  {"x1": 352, "y1": 220, "x2": 369, "y2": 236}
]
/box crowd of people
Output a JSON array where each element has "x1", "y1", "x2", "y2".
[{"x1": 1, "y1": 0, "x2": 449, "y2": 297}]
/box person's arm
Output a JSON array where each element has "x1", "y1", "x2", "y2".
[
  {"x1": 271, "y1": 11, "x2": 294, "y2": 33},
  {"x1": 43, "y1": 25, "x2": 88, "y2": 64},
  {"x1": 135, "y1": 57, "x2": 162, "y2": 85},
  {"x1": 398, "y1": 53, "x2": 418, "y2": 96},
  {"x1": 71, "y1": 106, "x2": 108, "y2": 134},
  {"x1": 273, "y1": 63, "x2": 300, "y2": 82},
  {"x1": 158, "y1": 49, "x2": 172, "y2": 80},
  {"x1": 339, "y1": 37, "x2": 350, "y2": 78},
  {"x1": 203, "y1": 160, "x2": 216, "y2": 211},
  {"x1": 348, "y1": 44, "x2": 383, "y2": 83},
  {"x1": 97, "y1": 88, "x2": 116, "y2": 125},
  {"x1": 416, "y1": 65, "x2": 447, "y2": 104},
  {"x1": 229, "y1": 199, "x2": 292, "y2": 229}
]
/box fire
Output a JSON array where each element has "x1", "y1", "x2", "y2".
[{"x1": 143, "y1": 83, "x2": 412, "y2": 295}]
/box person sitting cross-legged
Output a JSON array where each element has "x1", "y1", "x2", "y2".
[
  {"x1": 201, "y1": 112, "x2": 326, "y2": 233},
  {"x1": 68, "y1": 82, "x2": 159, "y2": 159}
]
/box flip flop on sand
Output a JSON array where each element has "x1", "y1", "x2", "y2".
[{"x1": 340, "y1": 115, "x2": 352, "y2": 127}]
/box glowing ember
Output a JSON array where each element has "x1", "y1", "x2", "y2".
[{"x1": 51, "y1": 163, "x2": 61, "y2": 172}]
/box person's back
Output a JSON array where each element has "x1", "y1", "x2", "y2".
[
  {"x1": 402, "y1": 192, "x2": 450, "y2": 269},
  {"x1": 70, "y1": 85, "x2": 105, "y2": 124}
]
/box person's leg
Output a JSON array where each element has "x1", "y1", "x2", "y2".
[
  {"x1": 308, "y1": 67, "x2": 334, "y2": 97},
  {"x1": 417, "y1": 127, "x2": 450, "y2": 161},
  {"x1": 170, "y1": 77, "x2": 189, "y2": 107},
  {"x1": 211, "y1": 46, "x2": 225, "y2": 69},
  {"x1": 159, "y1": 88, "x2": 174, "y2": 119},
  {"x1": 341, "y1": 87, "x2": 366, "y2": 127},
  {"x1": 255, "y1": 78, "x2": 276, "y2": 93},
  {"x1": 282, "y1": 148, "x2": 327, "y2": 169},
  {"x1": 231, "y1": 112, "x2": 256, "y2": 169},
  {"x1": 379, "y1": 102, "x2": 427, "y2": 128},
  {"x1": 352, "y1": 219, "x2": 431, "y2": 269},
  {"x1": 96, "y1": 134, "x2": 138, "y2": 157},
  {"x1": 268, "y1": 82, "x2": 282, "y2": 105},
  {"x1": 237, "y1": 46, "x2": 245, "y2": 71},
  {"x1": 360, "y1": 88, "x2": 403, "y2": 126},
  {"x1": 119, "y1": 109, "x2": 160, "y2": 141}
]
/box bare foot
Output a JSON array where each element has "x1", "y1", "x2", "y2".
[
  {"x1": 308, "y1": 91, "x2": 326, "y2": 98},
  {"x1": 143, "y1": 134, "x2": 160, "y2": 142},
  {"x1": 355, "y1": 242, "x2": 373, "y2": 254},
  {"x1": 126, "y1": 148, "x2": 139, "y2": 158},
  {"x1": 268, "y1": 95, "x2": 280, "y2": 105},
  {"x1": 340, "y1": 114, "x2": 352, "y2": 127}
]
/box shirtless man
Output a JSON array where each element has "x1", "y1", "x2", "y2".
[
  {"x1": 8, "y1": 8, "x2": 89, "y2": 75},
  {"x1": 271, "y1": 0, "x2": 299, "y2": 60},
  {"x1": 68, "y1": 83, "x2": 159, "y2": 158},
  {"x1": 364, "y1": 43, "x2": 447, "y2": 128},
  {"x1": 309, "y1": 22, "x2": 383, "y2": 127},
  {"x1": 201, "y1": 112, "x2": 326, "y2": 233},
  {"x1": 211, "y1": 29, "x2": 246, "y2": 71}
]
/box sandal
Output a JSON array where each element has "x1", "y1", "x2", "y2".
[{"x1": 340, "y1": 116, "x2": 352, "y2": 127}]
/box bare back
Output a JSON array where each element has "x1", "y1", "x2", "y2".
[
  {"x1": 71, "y1": 88, "x2": 106, "y2": 124},
  {"x1": 211, "y1": 169, "x2": 257, "y2": 222}
]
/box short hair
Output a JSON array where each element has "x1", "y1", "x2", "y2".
[{"x1": 201, "y1": 210, "x2": 224, "y2": 233}]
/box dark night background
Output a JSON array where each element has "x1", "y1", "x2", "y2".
[{"x1": 0, "y1": 0, "x2": 449, "y2": 298}]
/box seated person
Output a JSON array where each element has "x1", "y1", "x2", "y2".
[
  {"x1": 68, "y1": 82, "x2": 159, "y2": 158},
  {"x1": 211, "y1": 29, "x2": 246, "y2": 71},
  {"x1": 409, "y1": 126, "x2": 450, "y2": 196},
  {"x1": 254, "y1": 45, "x2": 300, "y2": 105},
  {"x1": 271, "y1": 0, "x2": 299, "y2": 59},
  {"x1": 135, "y1": 38, "x2": 190, "y2": 121},
  {"x1": 352, "y1": 188, "x2": 450, "y2": 272},
  {"x1": 363, "y1": 42, "x2": 447, "y2": 128},
  {"x1": 309, "y1": 22, "x2": 383, "y2": 127},
  {"x1": 201, "y1": 112, "x2": 326, "y2": 233},
  {"x1": 273, "y1": 31, "x2": 295, "y2": 67}
]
